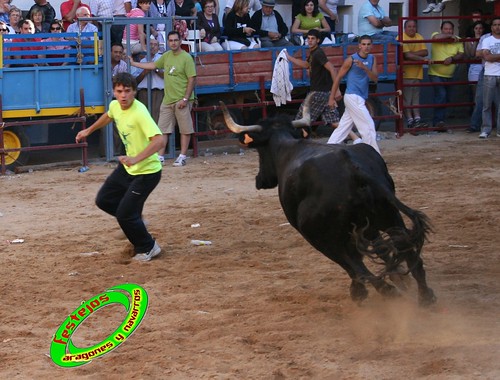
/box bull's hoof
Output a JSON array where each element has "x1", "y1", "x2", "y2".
[
  {"x1": 378, "y1": 282, "x2": 401, "y2": 299},
  {"x1": 418, "y1": 288, "x2": 437, "y2": 307},
  {"x1": 350, "y1": 281, "x2": 368, "y2": 304}
]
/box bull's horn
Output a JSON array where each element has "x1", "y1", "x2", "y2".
[
  {"x1": 219, "y1": 102, "x2": 262, "y2": 133},
  {"x1": 291, "y1": 93, "x2": 312, "y2": 128}
]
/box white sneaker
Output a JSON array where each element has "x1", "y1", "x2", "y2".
[
  {"x1": 479, "y1": 132, "x2": 489, "y2": 139},
  {"x1": 433, "y1": 2, "x2": 445, "y2": 12},
  {"x1": 173, "y1": 155, "x2": 186, "y2": 167},
  {"x1": 134, "y1": 241, "x2": 161, "y2": 262},
  {"x1": 422, "y1": 3, "x2": 436, "y2": 13}
]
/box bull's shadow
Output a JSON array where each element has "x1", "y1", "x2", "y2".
[{"x1": 219, "y1": 96, "x2": 436, "y2": 307}]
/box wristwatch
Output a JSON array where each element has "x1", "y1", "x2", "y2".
[{"x1": 182, "y1": 97, "x2": 188, "y2": 102}]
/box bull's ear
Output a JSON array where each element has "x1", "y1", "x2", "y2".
[{"x1": 243, "y1": 134, "x2": 254, "y2": 144}]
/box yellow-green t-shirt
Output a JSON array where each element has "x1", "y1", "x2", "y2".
[
  {"x1": 428, "y1": 32, "x2": 464, "y2": 78},
  {"x1": 155, "y1": 50, "x2": 196, "y2": 105},
  {"x1": 295, "y1": 13, "x2": 325, "y2": 33},
  {"x1": 108, "y1": 99, "x2": 162, "y2": 175},
  {"x1": 400, "y1": 32, "x2": 426, "y2": 80}
]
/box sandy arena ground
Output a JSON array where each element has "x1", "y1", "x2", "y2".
[{"x1": 1, "y1": 131, "x2": 499, "y2": 379}]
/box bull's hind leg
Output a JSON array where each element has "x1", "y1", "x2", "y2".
[
  {"x1": 346, "y1": 239, "x2": 401, "y2": 301},
  {"x1": 406, "y1": 253, "x2": 436, "y2": 307},
  {"x1": 325, "y1": 252, "x2": 369, "y2": 304}
]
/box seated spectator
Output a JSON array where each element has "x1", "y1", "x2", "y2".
[
  {"x1": 318, "y1": 0, "x2": 338, "y2": 34},
  {"x1": 67, "y1": 7, "x2": 98, "y2": 63},
  {"x1": 29, "y1": 6, "x2": 50, "y2": 33},
  {"x1": 465, "y1": 9, "x2": 490, "y2": 38},
  {"x1": 0, "y1": 20, "x2": 10, "y2": 42},
  {"x1": 45, "y1": 19, "x2": 70, "y2": 66},
  {"x1": 174, "y1": 0, "x2": 197, "y2": 29},
  {"x1": 358, "y1": 0, "x2": 396, "y2": 42},
  {"x1": 223, "y1": 0, "x2": 260, "y2": 50},
  {"x1": 250, "y1": 0, "x2": 293, "y2": 48},
  {"x1": 0, "y1": 0, "x2": 9, "y2": 24},
  {"x1": 7, "y1": 6, "x2": 21, "y2": 34},
  {"x1": 198, "y1": 0, "x2": 223, "y2": 52},
  {"x1": 11, "y1": 19, "x2": 43, "y2": 66},
  {"x1": 67, "y1": 6, "x2": 98, "y2": 36},
  {"x1": 224, "y1": 0, "x2": 260, "y2": 15},
  {"x1": 60, "y1": 0, "x2": 91, "y2": 31},
  {"x1": 149, "y1": 0, "x2": 175, "y2": 52},
  {"x1": 28, "y1": 0, "x2": 56, "y2": 26},
  {"x1": 123, "y1": 0, "x2": 152, "y2": 55},
  {"x1": 291, "y1": 0, "x2": 332, "y2": 45}
]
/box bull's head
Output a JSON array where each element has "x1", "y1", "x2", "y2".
[
  {"x1": 220, "y1": 94, "x2": 312, "y2": 189},
  {"x1": 219, "y1": 93, "x2": 312, "y2": 146}
]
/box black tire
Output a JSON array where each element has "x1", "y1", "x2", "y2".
[
  {"x1": 2, "y1": 126, "x2": 30, "y2": 171},
  {"x1": 197, "y1": 108, "x2": 242, "y2": 141}
]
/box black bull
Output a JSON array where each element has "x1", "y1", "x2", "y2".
[{"x1": 220, "y1": 99, "x2": 436, "y2": 307}]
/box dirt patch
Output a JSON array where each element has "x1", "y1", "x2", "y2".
[{"x1": 1, "y1": 132, "x2": 499, "y2": 379}]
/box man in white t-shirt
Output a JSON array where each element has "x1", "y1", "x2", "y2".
[{"x1": 479, "y1": 17, "x2": 500, "y2": 139}]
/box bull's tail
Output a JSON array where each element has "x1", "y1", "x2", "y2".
[{"x1": 352, "y1": 184, "x2": 433, "y2": 276}]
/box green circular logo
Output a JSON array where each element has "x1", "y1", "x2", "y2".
[{"x1": 50, "y1": 283, "x2": 148, "y2": 367}]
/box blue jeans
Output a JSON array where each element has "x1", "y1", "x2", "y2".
[
  {"x1": 481, "y1": 75, "x2": 500, "y2": 134},
  {"x1": 429, "y1": 75, "x2": 451, "y2": 125},
  {"x1": 96, "y1": 164, "x2": 161, "y2": 253},
  {"x1": 370, "y1": 31, "x2": 398, "y2": 42},
  {"x1": 470, "y1": 68, "x2": 484, "y2": 130}
]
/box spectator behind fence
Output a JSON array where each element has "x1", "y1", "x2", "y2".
[
  {"x1": 250, "y1": 0, "x2": 293, "y2": 48},
  {"x1": 198, "y1": 0, "x2": 223, "y2": 52},
  {"x1": 291, "y1": 0, "x2": 332, "y2": 46},
  {"x1": 60, "y1": 0, "x2": 91, "y2": 31},
  {"x1": 29, "y1": 0, "x2": 56, "y2": 26},
  {"x1": 358, "y1": 0, "x2": 396, "y2": 42},
  {"x1": 132, "y1": 38, "x2": 164, "y2": 123},
  {"x1": 111, "y1": 42, "x2": 128, "y2": 76},
  {"x1": 318, "y1": 0, "x2": 338, "y2": 34},
  {"x1": 224, "y1": 0, "x2": 260, "y2": 50},
  {"x1": 466, "y1": 31, "x2": 491, "y2": 134},
  {"x1": 464, "y1": 21, "x2": 487, "y2": 104},
  {"x1": 399, "y1": 19, "x2": 428, "y2": 129},
  {"x1": 45, "y1": 19, "x2": 70, "y2": 66},
  {"x1": 478, "y1": 17, "x2": 500, "y2": 139},
  {"x1": 129, "y1": 30, "x2": 197, "y2": 167},
  {"x1": 428, "y1": 20, "x2": 464, "y2": 130},
  {"x1": 123, "y1": 0, "x2": 152, "y2": 55},
  {"x1": 67, "y1": 6, "x2": 98, "y2": 37},
  {"x1": 29, "y1": 6, "x2": 50, "y2": 33},
  {"x1": 7, "y1": 6, "x2": 21, "y2": 34},
  {"x1": 11, "y1": 19, "x2": 43, "y2": 67},
  {"x1": 0, "y1": 20, "x2": 10, "y2": 46}
]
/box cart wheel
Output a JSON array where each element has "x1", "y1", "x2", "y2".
[{"x1": 2, "y1": 126, "x2": 30, "y2": 170}]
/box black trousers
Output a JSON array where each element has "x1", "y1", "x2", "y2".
[{"x1": 96, "y1": 164, "x2": 161, "y2": 253}]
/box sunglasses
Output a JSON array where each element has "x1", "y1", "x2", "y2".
[
  {"x1": 51, "y1": 26, "x2": 62, "y2": 31},
  {"x1": 0, "y1": 28, "x2": 8, "y2": 32}
]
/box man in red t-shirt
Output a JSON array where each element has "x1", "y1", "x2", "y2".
[
  {"x1": 11, "y1": 19, "x2": 43, "y2": 66},
  {"x1": 60, "y1": 0, "x2": 91, "y2": 31}
]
